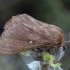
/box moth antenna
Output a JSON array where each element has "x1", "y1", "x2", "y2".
[
  {"x1": 65, "y1": 32, "x2": 70, "y2": 43},
  {"x1": 69, "y1": 32, "x2": 70, "y2": 40},
  {"x1": 65, "y1": 41, "x2": 70, "y2": 43}
]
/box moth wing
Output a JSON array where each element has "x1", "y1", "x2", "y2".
[{"x1": 0, "y1": 14, "x2": 56, "y2": 54}]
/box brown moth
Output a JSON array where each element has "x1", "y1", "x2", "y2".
[{"x1": 0, "y1": 14, "x2": 64, "y2": 54}]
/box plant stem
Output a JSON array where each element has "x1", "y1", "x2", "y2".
[
  {"x1": 39, "y1": 61, "x2": 43, "y2": 70},
  {"x1": 39, "y1": 61, "x2": 48, "y2": 70}
]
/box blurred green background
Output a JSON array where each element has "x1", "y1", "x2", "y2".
[{"x1": 0, "y1": 0, "x2": 70, "y2": 70}]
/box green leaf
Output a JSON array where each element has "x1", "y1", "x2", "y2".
[
  {"x1": 43, "y1": 52, "x2": 61, "y2": 68},
  {"x1": 43, "y1": 52, "x2": 50, "y2": 63},
  {"x1": 50, "y1": 62, "x2": 61, "y2": 68},
  {"x1": 21, "y1": 51, "x2": 30, "y2": 56}
]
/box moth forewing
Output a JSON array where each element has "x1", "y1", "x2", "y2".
[{"x1": 0, "y1": 14, "x2": 64, "y2": 54}]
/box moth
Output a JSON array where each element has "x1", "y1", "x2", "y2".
[{"x1": 0, "y1": 14, "x2": 64, "y2": 54}]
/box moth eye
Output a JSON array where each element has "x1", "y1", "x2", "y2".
[{"x1": 29, "y1": 40, "x2": 33, "y2": 44}]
